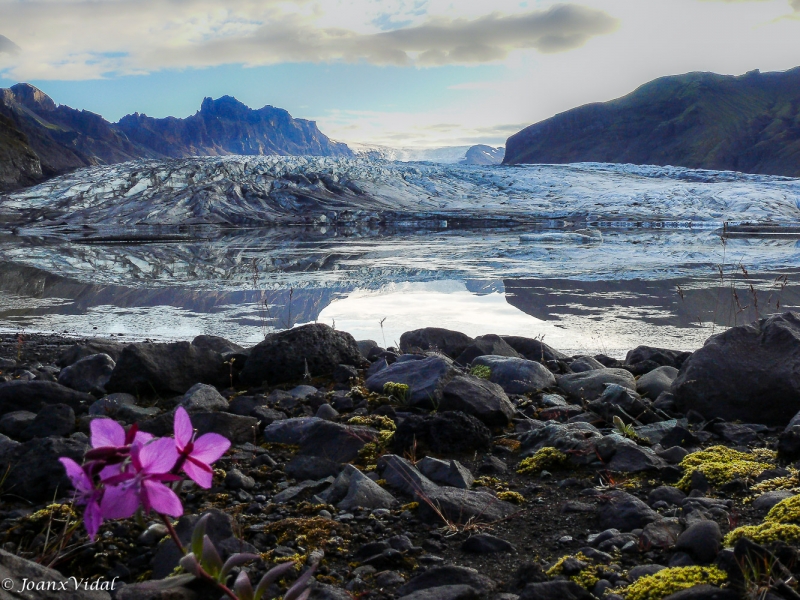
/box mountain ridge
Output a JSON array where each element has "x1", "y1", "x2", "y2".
[
  {"x1": 0, "y1": 83, "x2": 352, "y2": 191},
  {"x1": 503, "y1": 67, "x2": 800, "y2": 177}
]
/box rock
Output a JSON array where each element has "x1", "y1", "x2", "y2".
[
  {"x1": 285, "y1": 455, "x2": 343, "y2": 480},
  {"x1": 648, "y1": 486, "x2": 686, "y2": 507},
  {"x1": 477, "y1": 455, "x2": 507, "y2": 475},
  {"x1": 315, "y1": 403, "x2": 339, "y2": 420},
  {"x1": 658, "y1": 446, "x2": 690, "y2": 464},
  {"x1": 57, "y1": 353, "x2": 116, "y2": 394},
  {"x1": 180, "y1": 383, "x2": 228, "y2": 412},
  {"x1": 391, "y1": 411, "x2": 492, "y2": 456},
  {"x1": 226, "y1": 395, "x2": 262, "y2": 416},
  {"x1": 298, "y1": 420, "x2": 378, "y2": 463},
  {"x1": 634, "y1": 420, "x2": 685, "y2": 445},
  {"x1": 675, "y1": 520, "x2": 721, "y2": 563},
  {"x1": 569, "y1": 355, "x2": 606, "y2": 373},
  {"x1": 587, "y1": 384, "x2": 661, "y2": 425},
  {"x1": 114, "y1": 576, "x2": 196, "y2": 600},
  {"x1": 455, "y1": 334, "x2": 521, "y2": 366},
  {"x1": 626, "y1": 346, "x2": 691, "y2": 370},
  {"x1": 57, "y1": 339, "x2": 126, "y2": 367},
  {"x1": 672, "y1": 312, "x2": 800, "y2": 425},
  {"x1": 0, "y1": 436, "x2": 88, "y2": 502},
  {"x1": 461, "y1": 533, "x2": 516, "y2": 553},
  {"x1": 365, "y1": 357, "x2": 456, "y2": 409},
  {"x1": 662, "y1": 585, "x2": 739, "y2": 600},
  {"x1": 289, "y1": 385, "x2": 318, "y2": 399},
  {"x1": 89, "y1": 393, "x2": 137, "y2": 416},
  {"x1": 152, "y1": 509, "x2": 256, "y2": 579},
  {"x1": 20, "y1": 403, "x2": 75, "y2": 440},
  {"x1": 250, "y1": 406, "x2": 287, "y2": 428},
  {"x1": 518, "y1": 581, "x2": 594, "y2": 600},
  {"x1": 557, "y1": 368, "x2": 636, "y2": 402},
  {"x1": 240, "y1": 323, "x2": 362, "y2": 386},
  {"x1": 329, "y1": 464, "x2": 397, "y2": 511},
  {"x1": 0, "y1": 381, "x2": 94, "y2": 416},
  {"x1": 440, "y1": 376, "x2": 515, "y2": 427},
  {"x1": 711, "y1": 422, "x2": 760, "y2": 445},
  {"x1": 357, "y1": 340, "x2": 379, "y2": 359},
  {"x1": 224, "y1": 468, "x2": 255, "y2": 490},
  {"x1": 398, "y1": 586, "x2": 480, "y2": 600},
  {"x1": 637, "y1": 366, "x2": 679, "y2": 399},
  {"x1": 417, "y1": 457, "x2": 474, "y2": 489},
  {"x1": 639, "y1": 520, "x2": 682, "y2": 550},
  {"x1": 598, "y1": 490, "x2": 660, "y2": 532},
  {"x1": 753, "y1": 490, "x2": 795, "y2": 513},
  {"x1": 191, "y1": 334, "x2": 244, "y2": 356},
  {"x1": 262, "y1": 417, "x2": 322, "y2": 444},
  {"x1": 470, "y1": 356, "x2": 556, "y2": 394},
  {"x1": 0, "y1": 410, "x2": 36, "y2": 438},
  {"x1": 190, "y1": 412, "x2": 257, "y2": 444},
  {"x1": 308, "y1": 583, "x2": 354, "y2": 600},
  {"x1": 502, "y1": 336, "x2": 568, "y2": 369},
  {"x1": 399, "y1": 328, "x2": 474, "y2": 359},
  {"x1": 0, "y1": 548, "x2": 111, "y2": 599},
  {"x1": 273, "y1": 477, "x2": 334, "y2": 503},
  {"x1": 605, "y1": 439, "x2": 668, "y2": 473},
  {"x1": 333, "y1": 364, "x2": 358, "y2": 384},
  {"x1": 659, "y1": 426, "x2": 703, "y2": 449},
  {"x1": 397, "y1": 565, "x2": 496, "y2": 597},
  {"x1": 518, "y1": 421, "x2": 603, "y2": 465},
  {"x1": 105, "y1": 340, "x2": 229, "y2": 396},
  {"x1": 628, "y1": 564, "x2": 667, "y2": 581}
]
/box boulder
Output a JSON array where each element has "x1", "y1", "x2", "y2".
[
  {"x1": 557, "y1": 368, "x2": 636, "y2": 402},
  {"x1": 57, "y1": 338, "x2": 126, "y2": 367},
  {"x1": 239, "y1": 323, "x2": 363, "y2": 386},
  {"x1": 417, "y1": 456, "x2": 474, "y2": 489},
  {"x1": 501, "y1": 336, "x2": 568, "y2": 367},
  {"x1": 20, "y1": 403, "x2": 75, "y2": 440},
  {"x1": 587, "y1": 384, "x2": 661, "y2": 425},
  {"x1": 398, "y1": 586, "x2": 480, "y2": 600},
  {"x1": 598, "y1": 490, "x2": 659, "y2": 532},
  {"x1": 569, "y1": 355, "x2": 606, "y2": 373},
  {"x1": 357, "y1": 339, "x2": 379, "y2": 359},
  {"x1": 455, "y1": 334, "x2": 521, "y2": 366},
  {"x1": 0, "y1": 381, "x2": 94, "y2": 416},
  {"x1": 518, "y1": 421, "x2": 603, "y2": 465},
  {"x1": 440, "y1": 376, "x2": 515, "y2": 427},
  {"x1": 0, "y1": 548, "x2": 111, "y2": 599},
  {"x1": 57, "y1": 353, "x2": 115, "y2": 394},
  {"x1": 297, "y1": 420, "x2": 378, "y2": 463},
  {"x1": 365, "y1": 357, "x2": 456, "y2": 409},
  {"x1": 105, "y1": 340, "x2": 229, "y2": 396},
  {"x1": 327, "y1": 464, "x2": 397, "y2": 511},
  {"x1": 262, "y1": 417, "x2": 322, "y2": 445},
  {"x1": 391, "y1": 411, "x2": 492, "y2": 456},
  {"x1": 637, "y1": 366, "x2": 679, "y2": 399},
  {"x1": 519, "y1": 581, "x2": 593, "y2": 600},
  {"x1": 189, "y1": 412, "x2": 258, "y2": 444},
  {"x1": 399, "y1": 328, "x2": 474, "y2": 359},
  {"x1": 396, "y1": 565, "x2": 496, "y2": 597},
  {"x1": 461, "y1": 533, "x2": 515, "y2": 554},
  {"x1": 674, "y1": 520, "x2": 721, "y2": 563},
  {"x1": 470, "y1": 355, "x2": 556, "y2": 394},
  {"x1": 0, "y1": 436, "x2": 88, "y2": 502},
  {"x1": 180, "y1": 383, "x2": 229, "y2": 413},
  {"x1": 0, "y1": 411, "x2": 36, "y2": 439},
  {"x1": 672, "y1": 312, "x2": 800, "y2": 425},
  {"x1": 626, "y1": 345, "x2": 691, "y2": 370}
]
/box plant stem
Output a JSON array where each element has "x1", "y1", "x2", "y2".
[
  {"x1": 197, "y1": 570, "x2": 239, "y2": 600},
  {"x1": 160, "y1": 513, "x2": 185, "y2": 554}
]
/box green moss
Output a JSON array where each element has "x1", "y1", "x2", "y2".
[
  {"x1": 546, "y1": 553, "x2": 600, "y2": 590},
  {"x1": 676, "y1": 445, "x2": 773, "y2": 490},
  {"x1": 724, "y1": 522, "x2": 800, "y2": 546},
  {"x1": 765, "y1": 494, "x2": 800, "y2": 524},
  {"x1": 497, "y1": 491, "x2": 525, "y2": 504},
  {"x1": 517, "y1": 447, "x2": 568, "y2": 474},
  {"x1": 469, "y1": 365, "x2": 492, "y2": 380},
  {"x1": 751, "y1": 469, "x2": 800, "y2": 494},
  {"x1": 348, "y1": 415, "x2": 396, "y2": 431},
  {"x1": 619, "y1": 566, "x2": 727, "y2": 600}
]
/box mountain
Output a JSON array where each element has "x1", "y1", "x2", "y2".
[
  {"x1": 461, "y1": 145, "x2": 504, "y2": 165},
  {"x1": 504, "y1": 68, "x2": 800, "y2": 177},
  {"x1": 0, "y1": 83, "x2": 352, "y2": 191}
]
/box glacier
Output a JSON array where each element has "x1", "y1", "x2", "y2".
[{"x1": 1, "y1": 156, "x2": 799, "y2": 227}]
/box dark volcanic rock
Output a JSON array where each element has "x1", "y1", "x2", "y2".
[
  {"x1": 518, "y1": 421, "x2": 603, "y2": 465},
  {"x1": 391, "y1": 411, "x2": 492, "y2": 456},
  {"x1": 455, "y1": 334, "x2": 521, "y2": 366},
  {"x1": 365, "y1": 356, "x2": 457, "y2": 409},
  {"x1": 598, "y1": 490, "x2": 660, "y2": 532},
  {"x1": 636, "y1": 366, "x2": 679, "y2": 399},
  {"x1": 0, "y1": 548, "x2": 110, "y2": 599},
  {"x1": 297, "y1": 420, "x2": 378, "y2": 463},
  {"x1": 57, "y1": 339, "x2": 126, "y2": 367},
  {"x1": 557, "y1": 368, "x2": 636, "y2": 401},
  {"x1": 626, "y1": 346, "x2": 691, "y2": 370},
  {"x1": 502, "y1": 336, "x2": 568, "y2": 370},
  {"x1": 240, "y1": 324, "x2": 362, "y2": 386},
  {"x1": 396, "y1": 565, "x2": 496, "y2": 597},
  {"x1": 470, "y1": 355, "x2": 556, "y2": 394},
  {"x1": 399, "y1": 328, "x2": 474, "y2": 359},
  {"x1": 57, "y1": 352, "x2": 115, "y2": 394},
  {"x1": 105, "y1": 340, "x2": 229, "y2": 396},
  {"x1": 675, "y1": 520, "x2": 721, "y2": 563},
  {"x1": 20, "y1": 403, "x2": 75, "y2": 440},
  {"x1": 0, "y1": 381, "x2": 94, "y2": 416},
  {"x1": 672, "y1": 312, "x2": 800, "y2": 425},
  {"x1": 0, "y1": 436, "x2": 88, "y2": 502},
  {"x1": 461, "y1": 533, "x2": 516, "y2": 553},
  {"x1": 440, "y1": 375, "x2": 515, "y2": 427},
  {"x1": 519, "y1": 581, "x2": 594, "y2": 600}
]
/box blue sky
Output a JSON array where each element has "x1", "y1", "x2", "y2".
[{"x1": 1, "y1": 0, "x2": 799, "y2": 147}]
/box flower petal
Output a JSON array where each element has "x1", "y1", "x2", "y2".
[
  {"x1": 190, "y1": 433, "x2": 230, "y2": 464},
  {"x1": 142, "y1": 479, "x2": 183, "y2": 517},
  {"x1": 132, "y1": 431, "x2": 154, "y2": 446},
  {"x1": 90, "y1": 418, "x2": 126, "y2": 449},
  {"x1": 84, "y1": 499, "x2": 104, "y2": 541},
  {"x1": 59, "y1": 458, "x2": 92, "y2": 494},
  {"x1": 183, "y1": 457, "x2": 213, "y2": 489},
  {"x1": 173, "y1": 407, "x2": 194, "y2": 450},
  {"x1": 100, "y1": 482, "x2": 140, "y2": 519},
  {"x1": 137, "y1": 437, "x2": 179, "y2": 474}
]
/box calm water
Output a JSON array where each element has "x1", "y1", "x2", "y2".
[{"x1": 1, "y1": 225, "x2": 799, "y2": 358}]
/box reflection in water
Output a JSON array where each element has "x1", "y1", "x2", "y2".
[{"x1": 1, "y1": 226, "x2": 799, "y2": 357}]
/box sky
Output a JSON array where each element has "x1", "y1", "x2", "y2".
[{"x1": 1, "y1": 0, "x2": 799, "y2": 148}]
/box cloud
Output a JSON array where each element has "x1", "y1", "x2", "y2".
[
  {"x1": 0, "y1": 34, "x2": 21, "y2": 56},
  {"x1": 0, "y1": 1, "x2": 618, "y2": 79},
  {"x1": 700, "y1": 0, "x2": 800, "y2": 9}
]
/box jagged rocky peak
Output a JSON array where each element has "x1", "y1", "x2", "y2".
[{"x1": 5, "y1": 83, "x2": 57, "y2": 112}]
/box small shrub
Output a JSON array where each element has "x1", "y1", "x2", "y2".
[
  {"x1": 619, "y1": 566, "x2": 728, "y2": 600},
  {"x1": 676, "y1": 445, "x2": 773, "y2": 490},
  {"x1": 497, "y1": 491, "x2": 525, "y2": 504},
  {"x1": 383, "y1": 382, "x2": 409, "y2": 404},
  {"x1": 724, "y1": 522, "x2": 800, "y2": 546},
  {"x1": 469, "y1": 365, "x2": 491, "y2": 380},
  {"x1": 765, "y1": 494, "x2": 800, "y2": 524}
]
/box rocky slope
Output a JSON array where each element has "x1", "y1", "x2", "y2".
[
  {"x1": 0, "y1": 83, "x2": 352, "y2": 191},
  {"x1": 504, "y1": 67, "x2": 800, "y2": 177},
  {"x1": 461, "y1": 145, "x2": 504, "y2": 165}
]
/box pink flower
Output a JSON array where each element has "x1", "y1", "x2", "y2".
[
  {"x1": 100, "y1": 437, "x2": 183, "y2": 519},
  {"x1": 59, "y1": 458, "x2": 103, "y2": 540},
  {"x1": 173, "y1": 407, "x2": 230, "y2": 489},
  {"x1": 86, "y1": 418, "x2": 154, "y2": 480}
]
